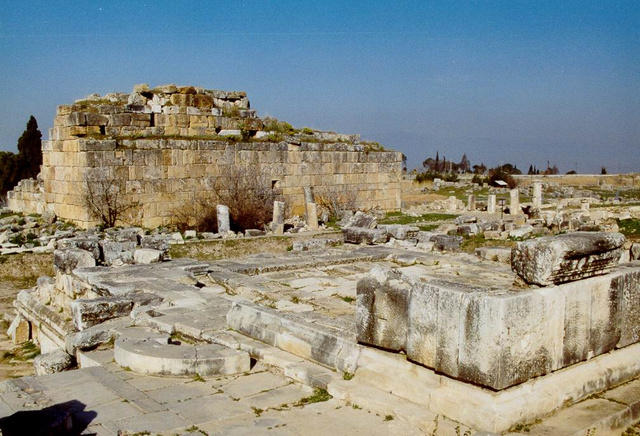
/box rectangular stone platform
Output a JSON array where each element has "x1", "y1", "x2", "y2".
[{"x1": 357, "y1": 262, "x2": 640, "y2": 390}]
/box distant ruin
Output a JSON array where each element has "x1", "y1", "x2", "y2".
[{"x1": 7, "y1": 84, "x2": 403, "y2": 228}]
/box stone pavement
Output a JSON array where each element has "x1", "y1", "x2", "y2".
[{"x1": 0, "y1": 356, "x2": 426, "y2": 435}]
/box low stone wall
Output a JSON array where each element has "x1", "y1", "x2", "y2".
[
  {"x1": 6, "y1": 177, "x2": 47, "y2": 215},
  {"x1": 514, "y1": 173, "x2": 640, "y2": 187}
]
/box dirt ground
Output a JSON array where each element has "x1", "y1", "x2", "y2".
[{"x1": 0, "y1": 253, "x2": 53, "y2": 380}]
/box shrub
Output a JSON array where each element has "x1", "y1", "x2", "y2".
[
  {"x1": 487, "y1": 167, "x2": 517, "y2": 189},
  {"x1": 83, "y1": 170, "x2": 139, "y2": 228},
  {"x1": 301, "y1": 127, "x2": 314, "y2": 135},
  {"x1": 315, "y1": 188, "x2": 358, "y2": 222},
  {"x1": 263, "y1": 117, "x2": 295, "y2": 134},
  {"x1": 198, "y1": 164, "x2": 276, "y2": 232}
]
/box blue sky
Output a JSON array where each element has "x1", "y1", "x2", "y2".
[{"x1": 1, "y1": 1, "x2": 638, "y2": 172}]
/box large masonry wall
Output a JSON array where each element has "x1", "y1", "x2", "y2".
[
  {"x1": 41, "y1": 138, "x2": 402, "y2": 228},
  {"x1": 10, "y1": 84, "x2": 402, "y2": 228}
]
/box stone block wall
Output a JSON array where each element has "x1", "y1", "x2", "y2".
[
  {"x1": 6, "y1": 177, "x2": 46, "y2": 215},
  {"x1": 10, "y1": 84, "x2": 402, "y2": 228}
]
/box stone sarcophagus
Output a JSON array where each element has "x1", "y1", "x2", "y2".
[{"x1": 356, "y1": 232, "x2": 639, "y2": 390}]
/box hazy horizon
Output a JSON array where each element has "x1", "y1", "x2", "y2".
[{"x1": 1, "y1": 1, "x2": 638, "y2": 173}]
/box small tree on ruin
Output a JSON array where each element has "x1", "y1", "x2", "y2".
[{"x1": 83, "y1": 170, "x2": 139, "y2": 228}]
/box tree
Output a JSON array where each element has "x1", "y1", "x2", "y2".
[
  {"x1": 84, "y1": 170, "x2": 139, "y2": 228},
  {"x1": 458, "y1": 154, "x2": 470, "y2": 173},
  {"x1": 0, "y1": 116, "x2": 43, "y2": 198},
  {"x1": 601, "y1": 167, "x2": 607, "y2": 174},
  {"x1": 16, "y1": 115, "x2": 42, "y2": 180}
]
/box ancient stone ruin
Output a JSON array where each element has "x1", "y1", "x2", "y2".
[{"x1": 7, "y1": 84, "x2": 403, "y2": 228}]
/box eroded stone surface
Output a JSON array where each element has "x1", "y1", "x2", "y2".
[{"x1": 511, "y1": 231, "x2": 625, "y2": 285}]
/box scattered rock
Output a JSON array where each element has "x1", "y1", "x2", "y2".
[{"x1": 34, "y1": 350, "x2": 75, "y2": 375}]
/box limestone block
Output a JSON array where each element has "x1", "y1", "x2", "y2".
[
  {"x1": 356, "y1": 267, "x2": 411, "y2": 351},
  {"x1": 54, "y1": 249, "x2": 96, "y2": 274},
  {"x1": 377, "y1": 224, "x2": 419, "y2": 240},
  {"x1": 71, "y1": 296, "x2": 135, "y2": 330},
  {"x1": 7, "y1": 314, "x2": 30, "y2": 344},
  {"x1": 343, "y1": 211, "x2": 377, "y2": 229},
  {"x1": 134, "y1": 248, "x2": 163, "y2": 264},
  {"x1": 343, "y1": 227, "x2": 388, "y2": 245},
  {"x1": 511, "y1": 232, "x2": 625, "y2": 286},
  {"x1": 630, "y1": 243, "x2": 640, "y2": 261},
  {"x1": 430, "y1": 235, "x2": 463, "y2": 252},
  {"x1": 99, "y1": 240, "x2": 135, "y2": 266},
  {"x1": 33, "y1": 349, "x2": 74, "y2": 375}
]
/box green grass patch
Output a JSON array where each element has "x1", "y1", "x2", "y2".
[
  {"x1": 295, "y1": 388, "x2": 332, "y2": 406},
  {"x1": 1, "y1": 340, "x2": 41, "y2": 364},
  {"x1": 379, "y1": 212, "x2": 457, "y2": 225},
  {"x1": 618, "y1": 218, "x2": 640, "y2": 240},
  {"x1": 418, "y1": 224, "x2": 439, "y2": 232}
]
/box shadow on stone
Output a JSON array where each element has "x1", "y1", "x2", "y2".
[{"x1": 0, "y1": 399, "x2": 96, "y2": 435}]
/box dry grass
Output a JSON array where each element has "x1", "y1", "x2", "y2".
[{"x1": 0, "y1": 253, "x2": 53, "y2": 289}]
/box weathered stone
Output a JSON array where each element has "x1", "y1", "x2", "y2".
[
  {"x1": 377, "y1": 225, "x2": 420, "y2": 240},
  {"x1": 54, "y1": 248, "x2": 96, "y2": 273},
  {"x1": 33, "y1": 349, "x2": 74, "y2": 375},
  {"x1": 511, "y1": 231, "x2": 625, "y2": 286},
  {"x1": 631, "y1": 243, "x2": 640, "y2": 261},
  {"x1": 343, "y1": 227, "x2": 388, "y2": 245},
  {"x1": 532, "y1": 182, "x2": 543, "y2": 207},
  {"x1": 344, "y1": 211, "x2": 377, "y2": 229},
  {"x1": 487, "y1": 194, "x2": 497, "y2": 213},
  {"x1": 140, "y1": 234, "x2": 169, "y2": 254},
  {"x1": 134, "y1": 248, "x2": 163, "y2": 264},
  {"x1": 272, "y1": 201, "x2": 285, "y2": 234},
  {"x1": 57, "y1": 237, "x2": 101, "y2": 260},
  {"x1": 509, "y1": 188, "x2": 521, "y2": 215},
  {"x1": 306, "y1": 202, "x2": 319, "y2": 230},
  {"x1": 430, "y1": 235, "x2": 462, "y2": 252},
  {"x1": 100, "y1": 240, "x2": 135, "y2": 266},
  {"x1": 216, "y1": 204, "x2": 230, "y2": 233},
  {"x1": 356, "y1": 267, "x2": 411, "y2": 351},
  {"x1": 509, "y1": 225, "x2": 534, "y2": 239},
  {"x1": 356, "y1": 262, "x2": 640, "y2": 390},
  {"x1": 70, "y1": 296, "x2": 135, "y2": 330},
  {"x1": 7, "y1": 314, "x2": 30, "y2": 344}
]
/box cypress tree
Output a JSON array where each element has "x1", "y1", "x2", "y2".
[{"x1": 16, "y1": 115, "x2": 42, "y2": 180}]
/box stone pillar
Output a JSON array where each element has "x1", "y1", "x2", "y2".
[
  {"x1": 7, "y1": 315, "x2": 30, "y2": 344},
  {"x1": 447, "y1": 196, "x2": 457, "y2": 212},
  {"x1": 306, "y1": 202, "x2": 318, "y2": 230},
  {"x1": 509, "y1": 189, "x2": 520, "y2": 215},
  {"x1": 487, "y1": 194, "x2": 496, "y2": 213},
  {"x1": 581, "y1": 199, "x2": 590, "y2": 211},
  {"x1": 272, "y1": 200, "x2": 285, "y2": 235},
  {"x1": 532, "y1": 182, "x2": 543, "y2": 208},
  {"x1": 216, "y1": 205, "x2": 230, "y2": 233},
  {"x1": 467, "y1": 194, "x2": 476, "y2": 211},
  {"x1": 303, "y1": 187, "x2": 314, "y2": 204}
]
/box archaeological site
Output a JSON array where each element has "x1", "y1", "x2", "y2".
[{"x1": 0, "y1": 84, "x2": 639, "y2": 435}]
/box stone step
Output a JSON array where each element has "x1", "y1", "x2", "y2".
[
  {"x1": 114, "y1": 337, "x2": 250, "y2": 376},
  {"x1": 226, "y1": 300, "x2": 360, "y2": 373},
  {"x1": 206, "y1": 330, "x2": 337, "y2": 389}
]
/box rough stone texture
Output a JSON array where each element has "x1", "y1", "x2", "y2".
[
  {"x1": 306, "y1": 202, "x2": 318, "y2": 230},
  {"x1": 8, "y1": 85, "x2": 403, "y2": 227},
  {"x1": 487, "y1": 194, "x2": 496, "y2": 213},
  {"x1": 133, "y1": 248, "x2": 162, "y2": 264},
  {"x1": 509, "y1": 188, "x2": 520, "y2": 215},
  {"x1": 511, "y1": 231, "x2": 625, "y2": 286},
  {"x1": 53, "y1": 248, "x2": 96, "y2": 273},
  {"x1": 33, "y1": 349, "x2": 74, "y2": 375},
  {"x1": 355, "y1": 262, "x2": 640, "y2": 390},
  {"x1": 114, "y1": 337, "x2": 250, "y2": 376},
  {"x1": 70, "y1": 297, "x2": 135, "y2": 331},
  {"x1": 430, "y1": 234, "x2": 462, "y2": 252},
  {"x1": 216, "y1": 204, "x2": 230, "y2": 233},
  {"x1": 631, "y1": 242, "x2": 640, "y2": 261},
  {"x1": 344, "y1": 211, "x2": 378, "y2": 229},
  {"x1": 356, "y1": 267, "x2": 411, "y2": 350},
  {"x1": 7, "y1": 314, "x2": 30, "y2": 344},
  {"x1": 343, "y1": 227, "x2": 388, "y2": 245},
  {"x1": 377, "y1": 224, "x2": 419, "y2": 240}
]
